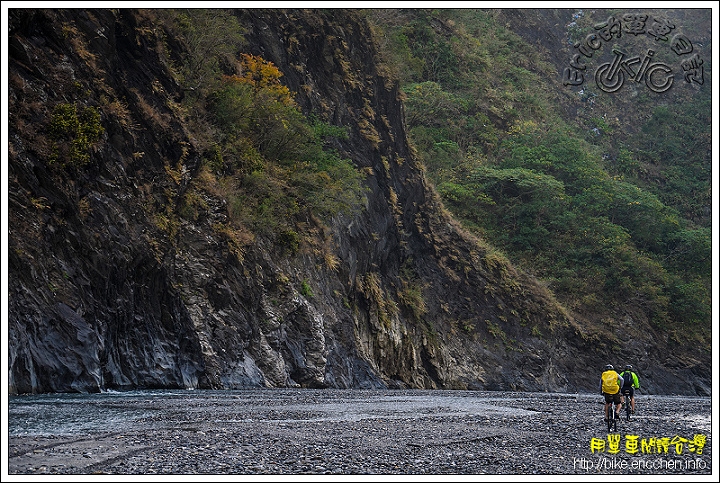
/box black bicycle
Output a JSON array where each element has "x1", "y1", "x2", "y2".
[
  {"x1": 622, "y1": 389, "x2": 632, "y2": 421},
  {"x1": 606, "y1": 398, "x2": 622, "y2": 432}
]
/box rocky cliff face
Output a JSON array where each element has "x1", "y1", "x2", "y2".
[{"x1": 7, "y1": 8, "x2": 710, "y2": 395}]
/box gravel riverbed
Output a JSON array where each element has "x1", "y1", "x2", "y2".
[{"x1": 6, "y1": 389, "x2": 714, "y2": 477}]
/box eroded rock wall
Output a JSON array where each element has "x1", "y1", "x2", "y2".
[{"x1": 7, "y1": 8, "x2": 710, "y2": 395}]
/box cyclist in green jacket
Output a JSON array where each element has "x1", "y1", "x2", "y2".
[{"x1": 619, "y1": 364, "x2": 640, "y2": 414}]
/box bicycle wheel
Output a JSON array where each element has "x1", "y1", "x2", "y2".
[
  {"x1": 604, "y1": 403, "x2": 610, "y2": 431},
  {"x1": 612, "y1": 404, "x2": 619, "y2": 431},
  {"x1": 625, "y1": 396, "x2": 631, "y2": 421},
  {"x1": 606, "y1": 404, "x2": 616, "y2": 432}
]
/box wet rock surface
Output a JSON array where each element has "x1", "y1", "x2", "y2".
[{"x1": 7, "y1": 389, "x2": 712, "y2": 476}]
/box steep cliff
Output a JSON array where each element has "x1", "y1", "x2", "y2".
[{"x1": 6, "y1": 8, "x2": 710, "y2": 395}]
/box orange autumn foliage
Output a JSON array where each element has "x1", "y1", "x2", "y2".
[{"x1": 223, "y1": 54, "x2": 294, "y2": 106}]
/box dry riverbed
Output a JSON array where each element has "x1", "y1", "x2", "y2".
[{"x1": 6, "y1": 389, "x2": 713, "y2": 477}]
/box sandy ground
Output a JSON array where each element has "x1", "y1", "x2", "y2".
[{"x1": 5, "y1": 389, "x2": 714, "y2": 478}]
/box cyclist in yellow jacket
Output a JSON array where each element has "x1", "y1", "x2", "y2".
[{"x1": 600, "y1": 364, "x2": 623, "y2": 421}]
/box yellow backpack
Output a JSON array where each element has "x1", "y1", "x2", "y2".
[{"x1": 601, "y1": 370, "x2": 620, "y2": 394}]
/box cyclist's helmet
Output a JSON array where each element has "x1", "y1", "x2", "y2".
[
  {"x1": 605, "y1": 364, "x2": 614, "y2": 371},
  {"x1": 625, "y1": 364, "x2": 633, "y2": 371}
]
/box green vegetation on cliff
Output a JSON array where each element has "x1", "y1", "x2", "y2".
[
  {"x1": 366, "y1": 8, "x2": 711, "y2": 346},
  {"x1": 155, "y1": 9, "x2": 367, "y2": 255},
  {"x1": 7, "y1": 7, "x2": 712, "y2": 394},
  {"x1": 30, "y1": 8, "x2": 712, "y2": 348}
]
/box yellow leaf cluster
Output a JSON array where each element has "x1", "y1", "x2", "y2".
[{"x1": 224, "y1": 54, "x2": 294, "y2": 105}]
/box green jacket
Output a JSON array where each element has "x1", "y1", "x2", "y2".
[{"x1": 619, "y1": 370, "x2": 640, "y2": 389}]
